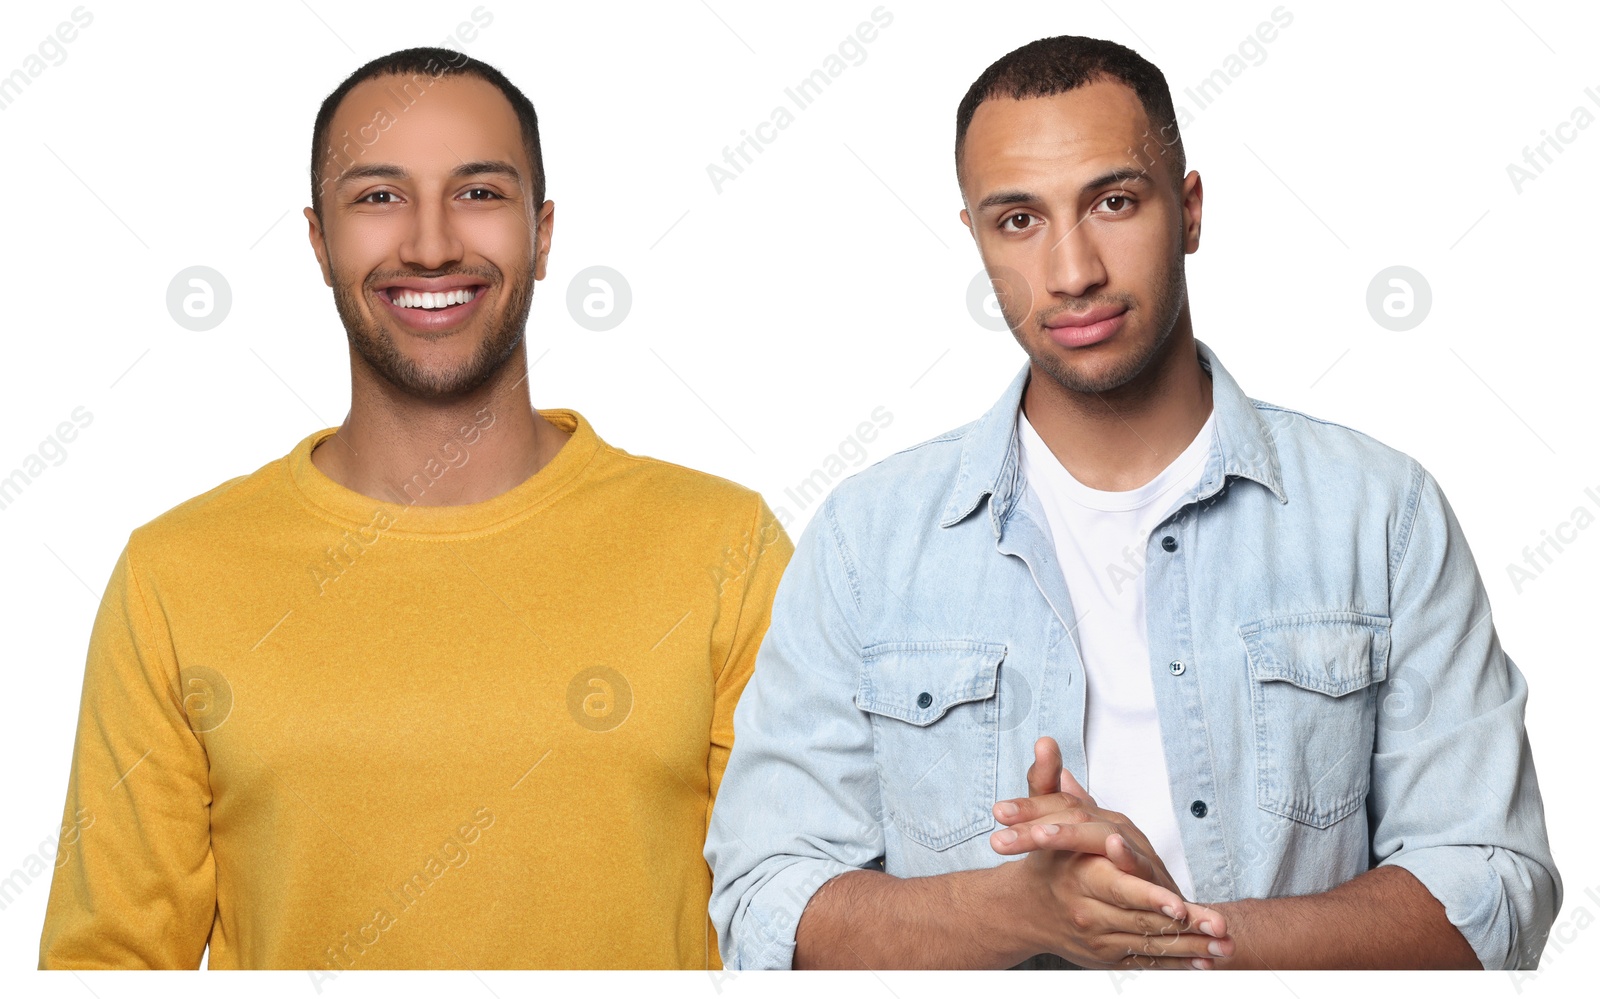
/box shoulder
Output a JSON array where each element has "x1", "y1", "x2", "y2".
[
  {"x1": 1252, "y1": 399, "x2": 1422, "y2": 482},
  {"x1": 125, "y1": 453, "x2": 286, "y2": 561},
  {"x1": 1248, "y1": 399, "x2": 1431, "y2": 545},
  {"x1": 594, "y1": 442, "x2": 774, "y2": 523},
  {"x1": 815, "y1": 417, "x2": 978, "y2": 537}
]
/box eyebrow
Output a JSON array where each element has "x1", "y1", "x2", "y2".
[
  {"x1": 334, "y1": 159, "x2": 522, "y2": 188},
  {"x1": 975, "y1": 167, "x2": 1154, "y2": 212}
]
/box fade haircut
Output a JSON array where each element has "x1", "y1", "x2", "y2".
[
  {"x1": 955, "y1": 36, "x2": 1185, "y2": 193},
  {"x1": 310, "y1": 47, "x2": 545, "y2": 223}
]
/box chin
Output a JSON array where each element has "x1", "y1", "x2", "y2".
[{"x1": 1030, "y1": 340, "x2": 1146, "y2": 395}]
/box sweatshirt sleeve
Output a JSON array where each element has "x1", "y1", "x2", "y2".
[
  {"x1": 39, "y1": 537, "x2": 216, "y2": 969},
  {"x1": 707, "y1": 495, "x2": 793, "y2": 825}
]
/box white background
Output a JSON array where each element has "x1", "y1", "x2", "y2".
[{"x1": 1, "y1": 0, "x2": 1596, "y2": 995}]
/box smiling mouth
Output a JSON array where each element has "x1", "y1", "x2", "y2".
[{"x1": 378, "y1": 286, "x2": 486, "y2": 311}]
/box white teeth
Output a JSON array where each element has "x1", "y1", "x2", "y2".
[{"x1": 391, "y1": 288, "x2": 477, "y2": 309}]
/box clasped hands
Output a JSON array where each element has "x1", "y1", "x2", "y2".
[{"x1": 987, "y1": 737, "x2": 1234, "y2": 970}]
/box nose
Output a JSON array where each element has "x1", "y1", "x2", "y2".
[
  {"x1": 398, "y1": 194, "x2": 465, "y2": 273},
  {"x1": 1044, "y1": 212, "x2": 1108, "y2": 300}
]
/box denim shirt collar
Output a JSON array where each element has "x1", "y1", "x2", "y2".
[{"x1": 938, "y1": 338, "x2": 1289, "y2": 534}]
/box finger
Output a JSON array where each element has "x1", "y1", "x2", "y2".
[
  {"x1": 1062, "y1": 898, "x2": 1228, "y2": 962},
  {"x1": 1102, "y1": 814, "x2": 1161, "y2": 856},
  {"x1": 1099, "y1": 862, "x2": 1184, "y2": 921},
  {"x1": 1096, "y1": 865, "x2": 1231, "y2": 940},
  {"x1": 1027, "y1": 737, "x2": 1063, "y2": 798},
  {"x1": 1079, "y1": 857, "x2": 1192, "y2": 926},
  {"x1": 1106, "y1": 833, "x2": 1152, "y2": 878},
  {"x1": 1094, "y1": 899, "x2": 1205, "y2": 940},
  {"x1": 1022, "y1": 819, "x2": 1121, "y2": 856},
  {"x1": 993, "y1": 791, "x2": 1086, "y2": 824},
  {"x1": 989, "y1": 813, "x2": 1104, "y2": 854},
  {"x1": 1105, "y1": 875, "x2": 1231, "y2": 940},
  {"x1": 1039, "y1": 896, "x2": 1221, "y2": 966},
  {"x1": 1114, "y1": 953, "x2": 1216, "y2": 971},
  {"x1": 1101, "y1": 926, "x2": 1233, "y2": 962},
  {"x1": 1179, "y1": 901, "x2": 1230, "y2": 940},
  {"x1": 1058, "y1": 766, "x2": 1098, "y2": 807}
]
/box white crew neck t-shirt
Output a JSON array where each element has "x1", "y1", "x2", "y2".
[{"x1": 1017, "y1": 405, "x2": 1217, "y2": 902}]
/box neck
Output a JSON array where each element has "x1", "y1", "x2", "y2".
[
  {"x1": 310, "y1": 341, "x2": 567, "y2": 507},
  {"x1": 1021, "y1": 315, "x2": 1212, "y2": 492}
]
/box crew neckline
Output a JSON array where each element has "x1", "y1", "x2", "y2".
[
  {"x1": 286, "y1": 408, "x2": 602, "y2": 537},
  {"x1": 1019, "y1": 406, "x2": 1216, "y2": 514}
]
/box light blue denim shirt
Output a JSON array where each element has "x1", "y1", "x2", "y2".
[{"x1": 706, "y1": 338, "x2": 1560, "y2": 970}]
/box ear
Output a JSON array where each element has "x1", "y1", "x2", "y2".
[
  {"x1": 959, "y1": 207, "x2": 974, "y2": 237},
  {"x1": 532, "y1": 199, "x2": 555, "y2": 282},
  {"x1": 1181, "y1": 170, "x2": 1203, "y2": 254},
  {"x1": 304, "y1": 207, "x2": 333, "y2": 287}
]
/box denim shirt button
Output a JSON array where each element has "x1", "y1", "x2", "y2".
[
  {"x1": 1190, "y1": 800, "x2": 1208, "y2": 818},
  {"x1": 1168, "y1": 659, "x2": 1185, "y2": 676},
  {"x1": 916, "y1": 691, "x2": 933, "y2": 709},
  {"x1": 1161, "y1": 535, "x2": 1178, "y2": 552}
]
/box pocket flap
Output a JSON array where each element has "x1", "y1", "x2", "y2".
[
  {"x1": 855, "y1": 640, "x2": 1006, "y2": 725},
  {"x1": 1239, "y1": 612, "x2": 1390, "y2": 696}
]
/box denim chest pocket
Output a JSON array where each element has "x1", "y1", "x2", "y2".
[
  {"x1": 855, "y1": 640, "x2": 1006, "y2": 851},
  {"x1": 1239, "y1": 612, "x2": 1391, "y2": 829}
]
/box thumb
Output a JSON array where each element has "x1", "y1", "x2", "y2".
[
  {"x1": 1058, "y1": 766, "x2": 1098, "y2": 808},
  {"x1": 1027, "y1": 737, "x2": 1063, "y2": 797},
  {"x1": 1105, "y1": 834, "x2": 1145, "y2": 878}
]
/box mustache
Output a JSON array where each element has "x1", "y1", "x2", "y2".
[
  {"x1": 1033, "y1": 297, "x2": 1135, "y2": 326},
  {"x1": 365, "y1": 264, "x2": 502, "y2": 290}
]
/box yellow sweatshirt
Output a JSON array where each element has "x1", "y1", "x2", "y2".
[{"x1": 38, "y1": 408, "x2": 791, "y2": 971}]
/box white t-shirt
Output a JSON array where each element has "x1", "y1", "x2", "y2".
[{"x1": 1017, "y1": 405, "x2": 1216, "y2": 902}]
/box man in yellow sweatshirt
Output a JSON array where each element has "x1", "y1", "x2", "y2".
[{"x1": 38, "y1": 46, "x2": 789, "y2": 973}]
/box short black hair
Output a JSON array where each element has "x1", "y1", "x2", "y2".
[
  {"x1": 310, "y1": 47, "x2": 545, "y2": 223},
  {"x1": 955, "y1": 36, "x2": 1185, "y2": 191}
]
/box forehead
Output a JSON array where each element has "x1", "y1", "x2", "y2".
[
  {"x1": 322, "y1": 72, "x2": 526, "y2": 181},
  {"x1": 961, "y1": 79, "x2": 1167, "y2": 197}
]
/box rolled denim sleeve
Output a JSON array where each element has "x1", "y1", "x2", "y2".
[
  {"x1": 705, "y1": 494, "x2": 884, "y2": 969},
  {"x1": 1370, "y1": 461, "x2": 1561, "y2": 970}
]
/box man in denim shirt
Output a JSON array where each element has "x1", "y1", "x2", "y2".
[{"x1": 705, "y1": 35, "x2": 1560, "y2": 971}]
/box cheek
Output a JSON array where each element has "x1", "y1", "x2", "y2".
[
  {"x1": 977, "y1": 238, "x2": 1047, "y2": 313},
  {"x1": 327, "y1": 222, "x2": 396, "y2": 288},
  {"x1": 459, "y1": 215, "x2": 534, "y2": 275},
  {"x1": 1104, "y1": 223, "x2": 1173, "y2": 290}
]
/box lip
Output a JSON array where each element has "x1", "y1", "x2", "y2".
[
  {"x1": 378, "y1": 277, "x2": 487, "y2": 294},
  {"x1": 1044, "y1": 306, "x2": 1127, "y2": 348},
  {"x1": 376, "y1": 283, "x2": 488, "y2": 333}
]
